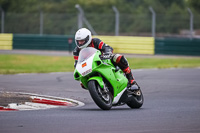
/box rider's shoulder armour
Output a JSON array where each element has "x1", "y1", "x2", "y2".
[{"x1": 92, "y1": 38, "x2": 113, "y2": 53}]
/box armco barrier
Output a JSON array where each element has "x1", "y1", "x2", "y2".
[
  {"x1": 94, "y1": 36, "x2": 155, "y2": 55},
  {"x1": 0, "y1": 34, "x2": 13, "y2": 50},
  {"x1": 155, "y1": 38, "x2": 200, "y2": 56},
  {"x1": 13, "y1": 34, "x2": 76, "y2": 51},
  {"x1": 2, "y1": 34, "x2": 199, "y2": 56}
]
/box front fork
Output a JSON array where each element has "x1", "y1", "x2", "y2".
[{"x1": 88, "y1": 76, "x2": 113, "y2": 100}]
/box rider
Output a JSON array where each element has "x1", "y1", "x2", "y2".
[{"x1": 73, "y1": 28, "x2": 136, "y2": 89}]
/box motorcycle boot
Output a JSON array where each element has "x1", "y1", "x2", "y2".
[
  {"x1": 123, "y1": 67, "x2": 140, "y2": 94},
  {"x1": 112, "y1": 54, "x2": 139, "y2": 92},
  {"x1": 123, "y1": 67, "x2": 136, "y2": 87}
]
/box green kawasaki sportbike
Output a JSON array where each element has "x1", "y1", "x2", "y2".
[{"x1": 74, "y1": 47, "x2": 144, "y2": 110}]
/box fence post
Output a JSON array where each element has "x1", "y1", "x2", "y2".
[
  {"x1": 187, "y1": 8, "x2": 193, "y2": 39},
  {"x1": 0, "y1": 7, "x2": 4, "y2": 33},
  {"x1": 112, "y1": 6, "x2": 119, "y2": 36},
  {"x1": 40, "y1": 10, "x2": 43, "y2": 35},
  {"x1": 149, "y1": 7, "x2": 156, "y2": 37},
  {"x1": 75, "y1": 4, "x2": 83, "y2": 29},
  {"x1": 75, "y1": 4, "x2": 97, "y2": 35}
]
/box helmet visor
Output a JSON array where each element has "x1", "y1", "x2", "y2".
[{"x1": 76, "y1": 35, "x2": 90, "y2": 47}]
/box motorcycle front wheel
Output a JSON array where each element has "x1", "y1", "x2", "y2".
[{"x1": 88, "y1": 80, "x2": 112, "y2": 110}]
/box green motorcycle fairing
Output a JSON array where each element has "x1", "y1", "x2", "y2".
[{"x1": 73, "y1": 47, "x2": 128, "y2": 102}]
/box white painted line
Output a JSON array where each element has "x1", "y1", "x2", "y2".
[
  {"x1": 31, "y1": 96, "x2": 74, "y2": 106},
  {"x1": 8, "y1": 102, "x2": 58, "y2": 111},
  {"x1": 16, "y1": 92, "x2": 85, "y2": 107}
]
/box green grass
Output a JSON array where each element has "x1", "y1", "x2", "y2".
[
  {"x1": 0, "y1": 54, "x2": 200, "y2": 74},
  {"x1": 127, "y1": 57, "x2": 200, "y2": 69},
  {"x1": 0, "y1": 54, "x2": 74, "y2": 74}
]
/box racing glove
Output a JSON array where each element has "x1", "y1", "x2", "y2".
[{"x1": 102, "y1": 52, "x2": 113, "y2": 59}]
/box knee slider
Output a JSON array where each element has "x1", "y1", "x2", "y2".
[{"x1": 113, "y1": 54, "x2": 121, "y2": 63}]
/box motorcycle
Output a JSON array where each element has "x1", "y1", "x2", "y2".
[{"x1": 74, "y1": 47, "x2": 143, "y2": 110}]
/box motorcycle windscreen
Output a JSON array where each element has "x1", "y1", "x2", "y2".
[{"x1": 78, "y1": 47, "x2": 97, "y2": 63}]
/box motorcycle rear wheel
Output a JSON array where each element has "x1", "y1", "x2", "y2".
[
  {"x1": 88, "y1": 80, "x2": 112, "y2": 110},
  {"x1": 126, "y1": 89, "x2": 144, "y2": 109}
]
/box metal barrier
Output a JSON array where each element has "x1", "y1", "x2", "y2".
[
  {"x1": 1, "y1": 34, "x2": 200, "y2": 56},
  {"x1": 155, "y1": 38, "x2": 200, "y2": 56},
  {"x1": 13, "y1": 34, "x2": 76, "y2": 51}
]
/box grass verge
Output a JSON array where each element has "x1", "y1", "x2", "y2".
[{"x1": 0, "y1": 54, "x2": 200, "y2": 74}]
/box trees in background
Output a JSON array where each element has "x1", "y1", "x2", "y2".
[{"x1": 0, "y1": 0, "x2": 199, "y2": 36}]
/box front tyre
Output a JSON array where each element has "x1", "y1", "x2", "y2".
[{"x1": 88, "y1": 80, "x2": 112, "y2": 110}]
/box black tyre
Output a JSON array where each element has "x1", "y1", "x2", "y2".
[
  {"x1": 88, "y1": 80, "x2": 112, "y2": 110},
  {"x1": 126, "y1": 89, "x2": 144, "y2": 109}
]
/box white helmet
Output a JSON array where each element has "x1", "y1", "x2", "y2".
[{"x1": 75, "y1": 28, "x2": 92, "y2": 49}]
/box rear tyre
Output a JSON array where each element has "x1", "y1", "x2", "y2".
[
  {"x1": 126, "y1": 89, "x2": 144, "y2": 109},
  {"x1": 88, "y1": 80, "x2": 112, "y2": 110}
]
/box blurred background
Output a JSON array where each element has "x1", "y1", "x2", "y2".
[
  {"x1": 0, "y1": 0, "x2": 200, "y2": 56},
  {"x1": 0, "y1": 0, "x2": 199, "y2": 37},
  {"x1": 0, "y1": 0, "x2": 200, "y2": 75}
]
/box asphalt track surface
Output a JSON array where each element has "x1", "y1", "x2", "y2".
[{"x1": 0, "y1": 68, "x2": 200, "y2": 133}]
